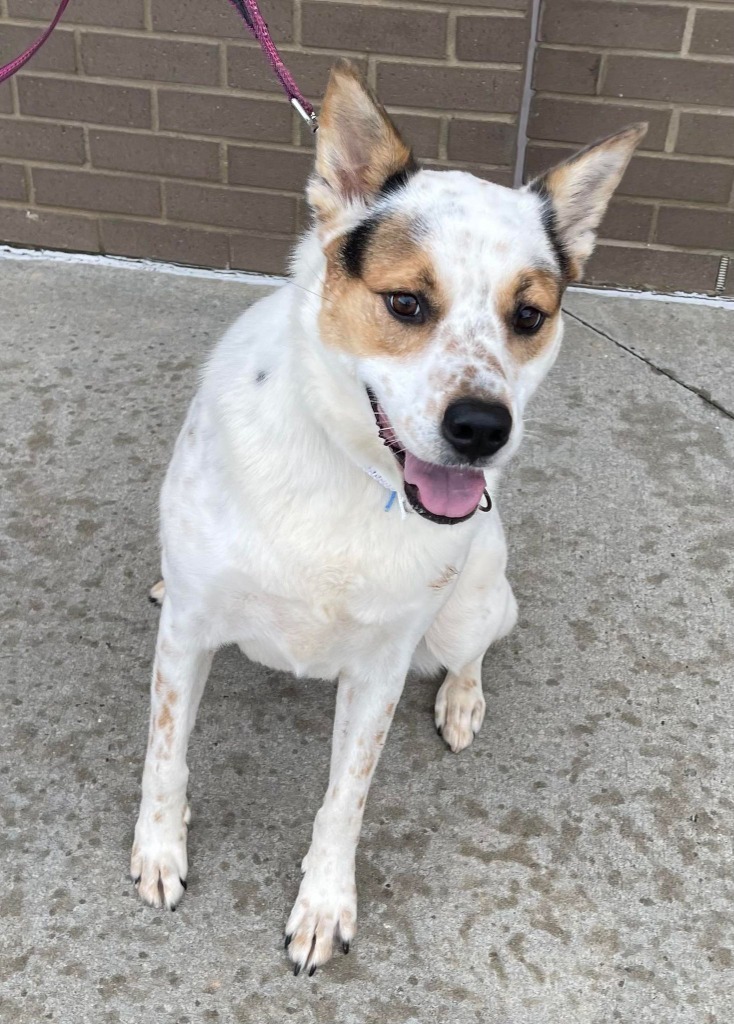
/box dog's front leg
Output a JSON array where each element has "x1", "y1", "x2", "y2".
[
  {"x1": 285, "y1": 662, "x2": 407, "y2": 974},
  {"x1": 131, "y1": 599, "x2": 213, "y2": 910}
]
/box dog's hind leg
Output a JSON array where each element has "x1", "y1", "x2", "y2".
[
  {"x1": 426, "y1": 529, "x2": 517, "y2": 753},
  {"x1": 285, "y1": 656, "x2": 410, "y2": 975},
  {"x1": 131, "y1": 597, "x2": 213, "y2": 909}
]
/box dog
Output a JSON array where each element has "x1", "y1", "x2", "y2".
[{"x1": 130, "y1": 61, "x2": 646, "y2": 974}]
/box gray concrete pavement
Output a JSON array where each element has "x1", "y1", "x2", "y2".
[{"x1": 1, "y1": 257, "x2": 732, "y2": 1024}]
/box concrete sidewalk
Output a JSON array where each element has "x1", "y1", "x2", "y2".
[{"x1": 1, "y1": 256, "x2": 732, "y2": 1024}]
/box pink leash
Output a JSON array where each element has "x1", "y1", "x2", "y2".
[
  {"x1": 228, "y1": 0, "x2": 318, "y2": 130},
  {"x1": 0, "y1": 0, "x2": 71, "y2": 83},
  {"x1": 0, "y1": 0, "x2": 318, "y2": 130}
]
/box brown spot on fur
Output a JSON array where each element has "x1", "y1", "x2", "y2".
[
  {"x1": 431, "y1": 565, "x2": 459, "y2": 589},
  {"x1": 153, "y1": 811, "x2": 163, "y2": 824},
  {"x1": 166, "y1": 689, "x2": 178, "y2": 705},
  {"x1": 357, "y1": 796, "x2": 365, "y2": 809},
  {"x1": 499, "y1": 267, "x2": 562, "y2": 364},
  {"x1": 154, "y1": 669, "x2": 165, "y2": 696},
  {"x1": 320, "y1": 215, "x2": 446, "y2": 359},
  {"x1": 374, "y1": 731, "x2": 385, "y2": 746},
  {"x1": 158, "y1": 703, "x2": 173, "y2": 731},
  {"x1": 358, "y1": 754, "x2": 375, "y2": 779},
  {"x1": 386, "y1": 702, "x2": 395, "y2": 716}
]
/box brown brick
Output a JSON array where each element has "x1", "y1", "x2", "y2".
[
  {"x1": 18, "y1": 76, "x2": 151, "y2": 129},
  {"x1": 621, "y1": 155, "x2": 734, "y2": 205},
  {"x1": 158, "y1": 90, "x2": 292, "y2": 143},
  {"x1": 101, "y1": 218, "x2": 229, "y2": 267},
  {"x1": 423, "y1": 160, "x2": 514, "y2": 187},
  {"x1": 89, "y1": 129, "x2": 221, "y2": 181},
  {"x1": 676, "y1": 113, "x2": 734, "y2": 160},
  {"x1": 0, "y1": 204, "x2": 99, "y2": 251},
  {"x1": 690, "y1": 11, "x2": 734, "y2": 57},
  {"x1": 151, "y1": 0, "x2": 293, "y2": 42},
  {"x1": 301, "y1": 2, "x2": 447, "y2": 58},
  {"x1": 165, "y1": 182, "x2": 296, "y2": 233},
  {"x1": 526, "y1": 145, "x2": 734, "y2": 204},
  {"x1": 0, "y1": 117, "x2": 85, "y2": 163},
  {"x1": 542, "y1": 0, "x2": 686, "y2": 51},
  {"x1": 376, "y1": 63, "x2": 521, "y2": 114},
  {"x1": 230, "y1": 232, "x2": 294, "y2": 274},
  {"x1": 392, "y1": 113, "x2": 442, "y2": 160},
  {"x1": 32, "y1": 168, "x2": 161, "y2": 217},
  {"x1": 227, "y1": 146, "x2": 313, "y2": 193},
  {"x1": 418, "y1": 0, "x2": 527, "y2": 8},
  {"x1": 81, "y1": 34, "x2": 220, "y2": 87},
  {"x1": 603, "y1": 55, "x2": 734, "y2": 106},
  {"x1": 600, "y1": 200, "x2": 654, "y2": 243},
  {"x1": 228, "y1": 47, "x2": 366, "y2": 97},
  {"x1": 447, "y1": 118, "x2": 516, "y2": 166},
  {"x1": 528, "y1": 98, "x2": 669, "y2": 151},
  {"x1": 656, "y1": 206, "x2": 734, "y2": 251},
  {"x1": 0, "y1": 163, "x2": 27, "y2": 202},
  {"x1": 586, "y1": 244, "x2": 721, "y2": 294},
  {"x1": 533, "y1": 46, "x2": 602, "y2": 95},
  {"x1": 0, "y1": 25, "x2": 76, "y2": 73},
  {"x1": 7, "y1": 0, "x2": 145, "y2": 28},
  {"x1": 456, "y1": 15, "x2": 528, "y2": 63}
]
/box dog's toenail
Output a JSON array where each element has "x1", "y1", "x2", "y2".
[
  {"x1": 293, "y1": 963, "x2": 301, "y2": 977},
  {"x1": 180, "y1": 879, "x2": 187, "y2": 890},
  {"x1": 341, "y1": 941, "x2": 350, "y2": 954},
  {"x1": 284, "y1": 934, "x2": 292, "y2": 949},
  {"x1": 308, "y1": 964, "x2": 317, "y2": 977}
]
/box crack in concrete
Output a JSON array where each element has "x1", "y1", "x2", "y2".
[{"x1": 564, "y1": 308, "x2": 734, "y2": 423}]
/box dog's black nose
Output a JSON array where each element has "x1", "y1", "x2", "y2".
[{"x1": 442, "y1": 400, "x2": 512, "y2": 461}]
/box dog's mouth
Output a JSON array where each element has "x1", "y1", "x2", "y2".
[{"x1": 367, "y1": 389, "x2": 488, "y2": 525}]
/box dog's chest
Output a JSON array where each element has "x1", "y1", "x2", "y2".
[{"x1": 215, "y1": 532, "x2": 467, "y2": 678}]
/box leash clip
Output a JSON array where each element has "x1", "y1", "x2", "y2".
[{"x1": 291, "y1": 97, "x2": 319, "y2": 132}]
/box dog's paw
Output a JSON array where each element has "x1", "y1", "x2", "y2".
[
  {"x1": 435, "y1": 671, "x2": 485, "y2": 753},
  {"x1": 131, "y1": 802, "x2": 189, "y2": 910},
  {"x1": 284, "y1": 861, "x2": 357, "y2": 975}
]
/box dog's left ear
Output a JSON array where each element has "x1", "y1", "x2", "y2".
[
  {"x1": 527, "y1": 123, "x2": 647, "y2": 281},
  {"x1": 308, "y1": 60, "x2": 415, "y2": 224}
]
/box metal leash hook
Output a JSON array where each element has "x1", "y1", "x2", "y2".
[{"x1": 291, "y1": 98, "x2": 319, "y2": 133}]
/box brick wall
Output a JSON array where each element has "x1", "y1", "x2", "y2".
[
  {"x1": 0, "y1": 0, "x2": 531, "y2": 275},
  {"x1": 0, "y1": 0, "x2": 732, "y2": 293},
  {"x1": 526, "y1": 0, "x2": 734, "y2": 295}
]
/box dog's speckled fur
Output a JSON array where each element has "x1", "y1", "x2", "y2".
[{"x1": 132, "y1": 62, "x2": 646, "y2": 973}]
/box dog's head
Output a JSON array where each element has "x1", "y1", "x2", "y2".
[{"x1": 302, "y1": 61, "x2": 646, "y2": 524}]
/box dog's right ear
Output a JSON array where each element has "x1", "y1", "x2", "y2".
[{"x1": 308, "y1": 60, "x2": 415, "y2": 225}]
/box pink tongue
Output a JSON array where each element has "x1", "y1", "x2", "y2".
[{"x1": 403, "y1": 452, "x2": 486, "y2": 519}]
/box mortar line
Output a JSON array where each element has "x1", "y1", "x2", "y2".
[{"x1": 564, "y1": 308, "x2": 734, "y2": 422}]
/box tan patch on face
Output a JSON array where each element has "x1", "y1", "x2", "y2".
[
  {"x1": 320, "y1": 215, "x2": 445, "y2": 359},
  {"x1": 498, "y1": 267, "x2": 562, "y2": 364}
]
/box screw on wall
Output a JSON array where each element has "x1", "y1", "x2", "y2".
[{"x1": 715, "y1": 256, "x2": 730, "y2": 295}]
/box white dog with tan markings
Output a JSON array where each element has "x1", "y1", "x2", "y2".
[{"x1": 131, "y1": 61, "x2": 646, "y2": 974}]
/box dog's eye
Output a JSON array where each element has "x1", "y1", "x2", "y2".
[
  {"x1": 513, "y1": 305, "x2": 545, "y2": 334},
  {"x1": 385, "y1": 292, "x2": 423, "y2": 323}
]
